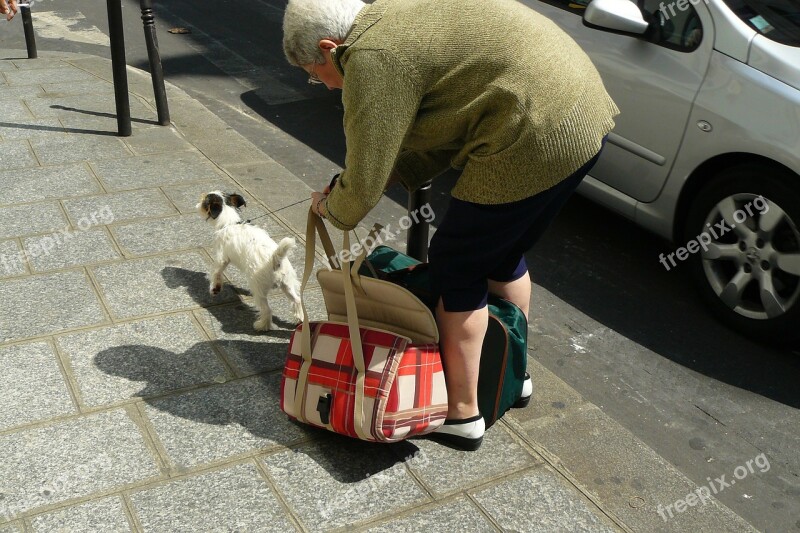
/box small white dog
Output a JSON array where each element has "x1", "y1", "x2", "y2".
[{"x1": 197, "y1": 191, "x2": 303, "y2": 331}]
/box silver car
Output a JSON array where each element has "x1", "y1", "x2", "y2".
[{"x1": 521, "y1": 0, "x2": 800, "y2": 343}]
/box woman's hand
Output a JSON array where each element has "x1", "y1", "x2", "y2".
[
  {"x1": 1, "y1": 0, "x2": 19, "y2": 21},
  {"x1": 311, "y1": 191, "x2": 327, "y2": 218}
]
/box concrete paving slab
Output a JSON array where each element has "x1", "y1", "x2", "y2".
[
  {"x1": 0, "y1": 240, "x2": 27, "y2": 278},
  {"x1": 22, "y1": 228, "x2": 120, "y2": 272},
  {"x1": 121, "y1": 126, "x2": 194, "y2": 156},
  {"x1": 0, "y1": 341, "x2": 74, "y2": 431},
  {"x1": 0, "y1": 57, "x2": 18, "y2": 71},
  {"x1": 226, "y1": 160, "x2": 312, "y2": 211},
  {"x1": 28, "y1": 496, "x2": 131, "y2": 533},
  {"x1": 10, "y1": 59, "x2": 72, "y2": 71},
  {"x1": 110, "y1": 214, "x2": 212, "y2": 256},
  {"x1": 0, "y1": 85, "x2": 44, "y2": 100},
  {"x1": 0, "y1": 99, "x2": 34, "y2": 121},
  {"x1": 90, "y1": 252, "x2": 238, "y2": 320},
  {"x1": 143, "y1": 374, "x2": 309, "y2": 470},
  {"x1": 40, "y1": 80, "x2": 115, "y2": 98},
  {"x1": 194, "y1": 291, "x2": 324, "y2": 376},
  {"x1": 0, "y1": 118, "x2": 66, "y2": 140},
  {"x1": 29, "y1": 135, "x2": 132, "y2": 165},
  {"x1": 56, "y1": 314, "x2": 229, "y2": 408},
  {"x1": 363, "y1": 496, "x2": 495, "y2": 532},
  {"x1": 23, "y1": 93, "x2": 150, "y2": 120},
  {"x1": 92, "y1": 152, "x2": 224, "y2": 192},
  {"x1": 0, "y1": 202, "x2": 66, "y2": 240},
  {"x1": 507, "y1": 357, "x2": 589, "y2": 426},
  {"x1": 0, "y1": 410, "x2": 159, "y2": 522},
  {"x1": 62, "y1": 189, "x2": 177, "y2": 226},
  {"x1": 471, "y1": 465, "x2": 619, "y2": 533},
  {"x1": 58, "y1": 113, "x2": 161, "y2": 135},
  {"x1": 169, "y1": 100, "x2": 233, "y2": 135},
  {"x1": 262, "y1": 438, "x2": 430, "y2": 530},
  {"x1": 130, "y1": 462, "x2": 294, "y2": 532},
  {"x1": 0, "y1": 163, "x2": 101, "y2": 205},
  {"x1": 190, "y1": 135, "x2": 275, "y2": 168},
  {"x1": 521, "y1": 405, "x2": 756, "y2": 532},
  {"x1": 3, "y1": 67, "x2": 98, "y2": 86},
  {"x1": 0, "y1": 139, "x2": 38, "y2": 170},
  {"x1": 0, "y1": 270, "x2": 106, "y2": 343},
  {"x1": 400, "y1": 424, "x2": 538, "y2": 498}
]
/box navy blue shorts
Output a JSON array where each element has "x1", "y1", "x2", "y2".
[{"x1": 429, "y1": 145, "x2": 604, "y2": 312}]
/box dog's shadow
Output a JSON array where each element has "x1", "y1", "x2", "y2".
[{"x1": 161, "y1": 266, "x2": 297, "y2": 334}]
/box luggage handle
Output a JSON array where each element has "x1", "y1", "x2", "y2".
[{"x1": 297, "y1": 209, "x2": 369, "y2": 440}]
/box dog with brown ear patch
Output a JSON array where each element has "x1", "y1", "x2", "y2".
[{"x1": 197, "y1": 191, "x2": 303, "y2": 330}]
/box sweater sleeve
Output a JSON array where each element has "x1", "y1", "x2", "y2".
[
  {"x1": 324, "y1": 49, "x2": 423, "y2": 231},
  {"x1": 394, "y1": 150, "x2": 456, "y2": 192}
]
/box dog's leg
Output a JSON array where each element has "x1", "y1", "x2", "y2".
[
  {"x1": 280, "y1": 280, "x2": 304, "y2": 323},
  {"x1": 253, "y1": 294, "x2": 274, "y2": 331},
  {"x1": 210, "y1": 257, "x2": 229, "y2": 296},
  {"x1": 250, "y1": 279, "x2": 274, "y2": 331}
]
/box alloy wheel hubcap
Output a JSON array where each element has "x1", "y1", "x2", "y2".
[{"x1": 701, "y1": 193, "x2": 800, "y2": 320}]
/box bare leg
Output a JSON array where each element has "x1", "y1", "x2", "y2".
[
  {"x1": 488, "y1": 274, "x2": 531, "y2": 319},
  {"x1": 436, "y1": 299, "x2": 488, "y2": 420}
]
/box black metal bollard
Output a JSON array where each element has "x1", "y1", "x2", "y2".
[
  {"x1": 106, "y1": 0, "x2": 132, "y2": 136},
  {"x1": 406, "y1": 182, "x2": 432, "y2": 261},
  {"x1": 20, "y1": 5, "x2": 36, "y2": 59},
  {"x1": 140, "y1": 0, "x2": 170, "y2": 125}
]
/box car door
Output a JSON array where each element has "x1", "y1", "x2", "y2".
[{"x1": 518, "y1": 0, "x2": 714, "y2": 203}]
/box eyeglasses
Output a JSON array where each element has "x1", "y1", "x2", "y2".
[{"x1": 307, "y1": 64, "x2": 323, "y2": 85}]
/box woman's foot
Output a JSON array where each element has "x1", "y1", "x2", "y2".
[
  {"x1": 513, "y1": 373, "x2": 533, "y2": 408},
  {"x1": 432, "y1": 413, "x2": 485, "y2": 451}
]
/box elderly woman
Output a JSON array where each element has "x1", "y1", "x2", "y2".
[{"x1": 283, "y1": 0, "x2": 618, "y2": 450}]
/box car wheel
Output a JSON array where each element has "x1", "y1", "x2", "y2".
[{"x1": 685, "y1": 164, "x2": 800, "y2": 345}]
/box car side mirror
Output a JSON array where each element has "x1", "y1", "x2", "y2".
[{"x1": 583, "y1": 0, "x2": 649, "y2": 35}]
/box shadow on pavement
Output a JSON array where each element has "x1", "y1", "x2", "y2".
[
  {"x1": 526, "y1": 193, "x2": 800, "y2": 408},
  {"x1": 160, "y1": 265, "x2": 297, "y2": 333}
]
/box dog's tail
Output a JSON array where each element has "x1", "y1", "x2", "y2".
[{"x1": 272, "y1": 237, "x2": 296, "y2": 269}]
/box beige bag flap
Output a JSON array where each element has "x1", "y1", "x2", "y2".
[{"x1": 317, "y1": 269, "x2": 439, "y2": 345}]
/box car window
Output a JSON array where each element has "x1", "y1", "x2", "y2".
[
  {"x1": 722, "y1": 0, "x2": 800, "y2": 46},
  {"x1": 539, "y1": 0, "x2": 703, "y2": 51},
  {"x1": 641, "y1": 0, "x2": 704, "y2": 50}
]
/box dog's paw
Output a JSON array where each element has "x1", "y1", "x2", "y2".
[
  {"x1": 253, "y1": 318, "x2": 273, "y2": 331},
  {"x1": 209, "y1": 283, "x2": 222, "y2": 296}
]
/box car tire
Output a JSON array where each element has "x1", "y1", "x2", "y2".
[{"x1": 684, "y1": 164, "x2": 800, "y2": 345}]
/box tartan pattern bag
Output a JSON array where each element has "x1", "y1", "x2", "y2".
[{"x1": 280, "y1": 210, "x2": 448, "y2": 442}]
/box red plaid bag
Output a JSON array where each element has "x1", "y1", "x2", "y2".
[{"x1": 280, "y1": 211, "x2": 448, "y2": 442}]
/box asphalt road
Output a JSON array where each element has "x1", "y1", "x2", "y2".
[{"x1": 1, "y1": 1, "x2": 798, "y2": 531}]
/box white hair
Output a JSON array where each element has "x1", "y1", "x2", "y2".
[{"x1": 283, "y1": 0, "x2": 366, "y2": 66}]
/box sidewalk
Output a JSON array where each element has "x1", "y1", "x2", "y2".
[{"x1": 0, "y1": 50, "x2": 755, "y2": 532}]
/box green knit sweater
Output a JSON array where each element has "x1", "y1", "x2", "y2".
[{"x1": 324, "y1": 0, "x2": 619, "y2": 231}]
